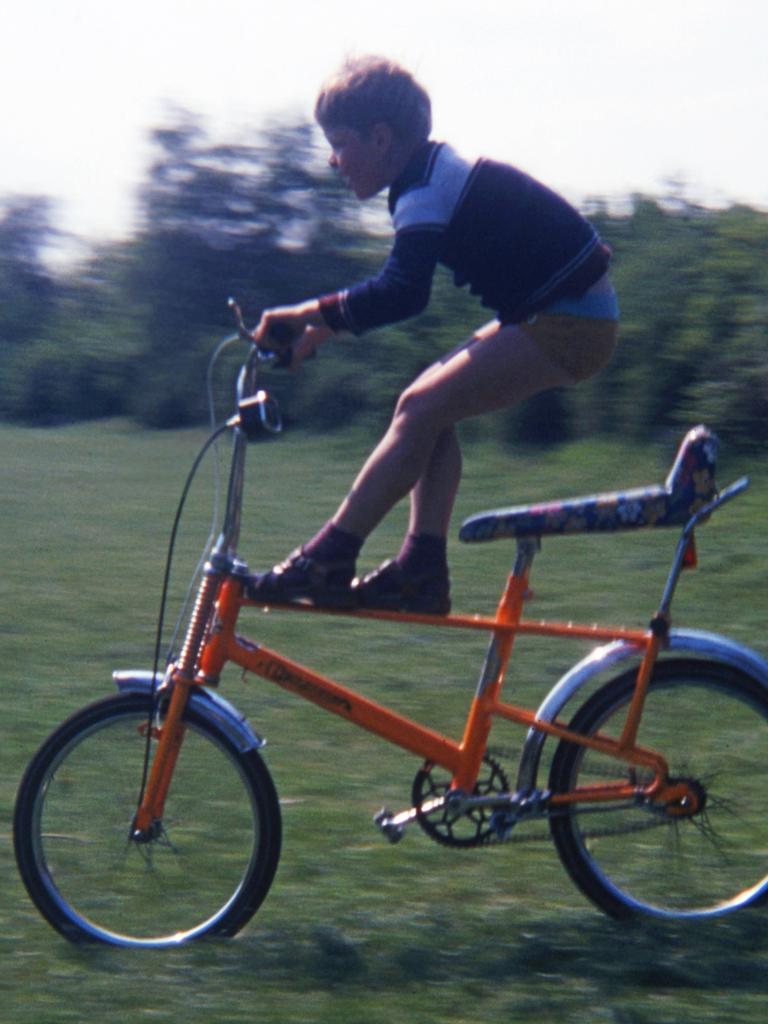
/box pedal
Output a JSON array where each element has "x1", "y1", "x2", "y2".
[
  {"x1": 374, "y1": 808, "x2": 405, "y2": 844},
  {"x1": 489, "y1": 809, "x2": 517, "y2": 841}
]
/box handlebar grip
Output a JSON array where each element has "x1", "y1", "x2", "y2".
[
  {"x1": 267, "y1": 322, "x2": 318, "y2": 369},
  {"x1": 267, "y1": 322, "x2": 297, "y2": 369},
  {"x1": 227, "y1": 300, "x2": 306, "y2": 368},
  {"x1": 268, "y1": 322, "x2": 297, "y2": 347}
]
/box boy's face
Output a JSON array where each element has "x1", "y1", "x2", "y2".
[{"x1": 323, "y1": 124, "x2": 394, "y2": 200}]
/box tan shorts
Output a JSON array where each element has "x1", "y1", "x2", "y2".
[{"x1": 520, "y1": 314, "x2": 618, "y2": 383}]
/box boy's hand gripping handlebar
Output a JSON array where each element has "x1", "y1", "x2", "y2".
[{"x1": 228, "y1": 297, "x2": 298, "y2": 368}]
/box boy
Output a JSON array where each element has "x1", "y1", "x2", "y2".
[{"x1": 249, "y1": 56, "x2": 618, "y2": 614}]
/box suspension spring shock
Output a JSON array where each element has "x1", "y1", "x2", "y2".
[{"x1": 176, "y1": 568, "x2": 222, "y2": 679}]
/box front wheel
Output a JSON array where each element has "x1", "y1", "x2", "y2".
[
  {"x1": 14, "y1": 693, "x2": 281, "y2": 947},
  {"x1": 549, "y1": 658, "x2": 768, "y2": 919}
]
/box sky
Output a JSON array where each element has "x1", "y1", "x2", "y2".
[{"x1": 2, "y1": 0, "x2": 766, "y2": 244}]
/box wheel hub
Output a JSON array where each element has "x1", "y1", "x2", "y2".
[{"x1": 654, "y1": 777, "x2": 707, "y2": 819}]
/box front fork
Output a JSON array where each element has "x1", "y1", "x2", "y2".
[{"x1": 131, "y1": 565, "x2": 225, "y2": 839}]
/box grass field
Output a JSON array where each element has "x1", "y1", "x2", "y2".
[{"x1": 2, "y1": 417, "x2": 768, "y2": 1023}]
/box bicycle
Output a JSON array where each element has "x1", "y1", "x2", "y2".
[{"x1": 13, "y1": 305, "x2": 768, "y2": 948}]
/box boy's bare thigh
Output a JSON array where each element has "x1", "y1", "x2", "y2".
[{"x1": 406, "y1": 317, "x2": 614, "y2": 425}]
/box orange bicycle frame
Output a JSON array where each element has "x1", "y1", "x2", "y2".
[{"x1": 133, "y1": 551, "x2": 671, "y2": 833}]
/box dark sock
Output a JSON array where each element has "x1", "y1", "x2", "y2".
[
  {"x1": 303, "y1": 522, "x2": 363, "y2": 564},
  {"x1": 396, "y1": 533, "x2": 448, "y2": 577}
]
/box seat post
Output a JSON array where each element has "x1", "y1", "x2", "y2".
[
  {"x1": 473, "y1": 537, "x2": 540, "y2": 699},
  {"x1": 512, "y1": 537, "x2": 540, "y2": 578},
  {"x1": 455, "y1": 537, "x2": 540, "y2": 790}
]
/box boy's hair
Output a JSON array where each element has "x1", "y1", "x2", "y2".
[{"x1": 315, "y1": 56, "x2": 431, "y2": 145}]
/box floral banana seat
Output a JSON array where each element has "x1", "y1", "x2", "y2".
[{"x1": 459, "y1": 426, "x2": 719, "y2": 543}]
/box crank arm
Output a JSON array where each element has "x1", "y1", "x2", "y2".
[
  {"x1": 374, "y1": 788, "x2": 551, "y2": 844},
  {"x1": 374, "y1": 794, "x2": 449, "y2": 842}
]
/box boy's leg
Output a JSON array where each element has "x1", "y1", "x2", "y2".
[
  {"x1": 331, "y1": 321, "x2": 575, "y2": 538},
  {"x1": 406, "y1": 425, "x2": 462, "y2": 537},
  {"x1": 248, "y1": 321, "x2": 580, "y2": 609}
]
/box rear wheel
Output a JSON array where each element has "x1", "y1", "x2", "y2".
[
  {"x1": 549, "y1": 659, "x2": 768, "y2": 919},
  {"x1": 14, "y1": 693, "x2": 281, "y2": 947}
]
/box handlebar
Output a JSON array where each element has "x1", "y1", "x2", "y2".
[{"x1": 228, "y1": 297, "x2": 298, "y2": 368}]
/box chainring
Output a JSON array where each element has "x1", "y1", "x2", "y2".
[{"x1": 411, "y1": 755, "x2": 510, "y2": 848}]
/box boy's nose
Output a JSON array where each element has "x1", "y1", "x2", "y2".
[{"x1": 328, "y1": 153, "x2": 339, "y2": 169}]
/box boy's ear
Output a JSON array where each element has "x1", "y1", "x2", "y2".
[{"x1": 370, "y1": 121, "x2": 394, "y2": 154}]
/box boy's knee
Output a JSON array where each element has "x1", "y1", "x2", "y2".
[{"x1": 394, "y1": 383, "x2": 441, "y2": 428}]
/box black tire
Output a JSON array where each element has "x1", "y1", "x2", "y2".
[
  {"x1": 549, "y1": 658, "x2": 768, "y2": 919},
  {"x1": 14, "y1": 693, "x2": 281, "y2": 947}
]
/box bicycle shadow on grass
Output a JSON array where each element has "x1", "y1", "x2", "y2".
[
  {"x1": 223, "y1": 909, "x2": 768, "y2": 996},
  {"x1": 54, "y1": 907, "x2": 768, "y2": 1024}
]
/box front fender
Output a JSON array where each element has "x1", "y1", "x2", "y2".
[
  {"x1": 515, "y1": 628, "x2": 768, "y2": 792},
  {"x1": 112, "y1": 670, "x2": 265, "y2": 754}
]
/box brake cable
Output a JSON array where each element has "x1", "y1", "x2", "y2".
[{"x1": 135, "y1": 334, "x2": 240, "y2": 810}]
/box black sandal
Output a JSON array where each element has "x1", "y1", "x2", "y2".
[
  {"x1": 246, "y1": 548, "x2": 356, "y2": 608},
  {"x1": 352, "y1": 560, "x2": 451, "y2": 615}
]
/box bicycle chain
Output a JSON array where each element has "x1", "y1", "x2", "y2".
[{"x1": 412, "y1": 749, "x2": 674, "y2": 848}]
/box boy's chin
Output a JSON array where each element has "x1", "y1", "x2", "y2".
[{"x1": 353, "y1": 183, "x2": 383, "y2": 201}]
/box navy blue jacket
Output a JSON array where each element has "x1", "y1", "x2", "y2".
[{"x1": 319, "y1": 141, "x2": 610, "y2": 334}]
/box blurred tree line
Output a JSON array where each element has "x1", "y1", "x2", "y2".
[{"x1": 1, "y1": 115, "x2": 766, "y2": 450}]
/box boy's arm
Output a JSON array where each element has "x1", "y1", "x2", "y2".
[
  {"x1": 317, "y1": 227, "x2": 443, "y2": 335},
  {"x1": 252, "y1": 225, "x2": 443, "y2": 362}
]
